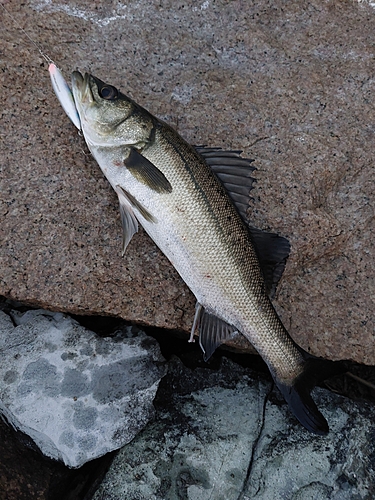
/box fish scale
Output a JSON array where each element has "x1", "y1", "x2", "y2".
[{"x1": 70, "y1": 71, "x2": 335, "y2": 434}]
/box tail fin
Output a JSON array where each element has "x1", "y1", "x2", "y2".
[{"x1": 275, "y1": 357, "x2": 346, "y2": 435}]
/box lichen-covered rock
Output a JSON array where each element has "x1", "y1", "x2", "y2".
[
  {"x1": 93, "y1": 357, "x2": 375, "y2": 500},
  {"x1": 0, "y1": 309, "x2": 166, "y2": 468},
  {"x1": 1, "y1": 0, "x2": 375, "y2": 363}
]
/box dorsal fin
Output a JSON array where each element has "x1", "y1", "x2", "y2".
[
  {"x1": 247, "y1": 227, "x2": 290, "y2": 297},
  {"x1": 195, "y1": 146, "x2": 256, "y2": 220},
  {"x1": 196, "y1": 146, "x2": 290, "y2": 297}
]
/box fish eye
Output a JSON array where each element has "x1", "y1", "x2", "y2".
[{"x1": 99, "y1": 85, "x2": 118, "y2": 100}]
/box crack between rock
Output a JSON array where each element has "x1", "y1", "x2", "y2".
[
  {"x1": 237, "y1": 381, "x2": 274, "y2": 500},
  {"x1": 247, "y1": 136, "x2": 270, "y2": 149},
  {"x1": 208, "y1": 453, "x2": 226, "y2": 500}
]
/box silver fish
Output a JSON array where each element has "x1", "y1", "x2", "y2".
[{"x1": 71, "y1": 71, "x2": 330, "y2": 434}]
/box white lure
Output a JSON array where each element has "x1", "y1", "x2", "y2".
[{"x1": 49, "y1": 63, "x2": 81, "y2": 130}]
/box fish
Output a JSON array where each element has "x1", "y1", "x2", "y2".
[{"x1": 70, "y1": 71, "x2": 331, "y2": 434}]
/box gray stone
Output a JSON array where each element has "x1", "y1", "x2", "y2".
[
  {"x1": 0, "y1": 309, "x2": 167, "y2": 468},
  {"x1": 1, "y1": 1, "x2": 375, "y2": 363},
  {"x1": 93, "y1": 357, "x2": 375, "y2": 500}
]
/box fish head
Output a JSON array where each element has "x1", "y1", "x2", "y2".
[{"x1": 71, "y1": 71, "x2": 154, "y2": 149}]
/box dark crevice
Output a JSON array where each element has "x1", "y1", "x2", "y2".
[{"x1": 237, "y1": 381, "x2": 274, "y2": 500}]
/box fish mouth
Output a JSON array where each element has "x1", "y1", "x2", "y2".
[{"x1": 71, "y1": 71, "x2": 95, "y2": 108}]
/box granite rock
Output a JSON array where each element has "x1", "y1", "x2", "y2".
[
  {"x1": 1, "y1": 1, "x2": 375, "y2": 362},
  {"x1": 93, "y1": 356, "x2": 375, "y2": 500},
  {"x1": 0, "y1": 309, "x2": 166, "y2": 468}
]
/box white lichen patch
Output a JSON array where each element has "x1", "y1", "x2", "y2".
[{"x1": 0, "y1": 309, "x2": 166, "y2": 468}]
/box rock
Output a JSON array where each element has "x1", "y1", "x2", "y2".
[
  {"x1": 1, "y1": 1, "x2": 375, "y2": 362},
  {"x1": 0, "y1": 309, "x2": 166, "y2": 468},
  {"x1": 93, "y1": 356, "x2": 375, "y2": 500},
  {"x1": 0, "y1": 415, "x2": 115, "y2": 500}
]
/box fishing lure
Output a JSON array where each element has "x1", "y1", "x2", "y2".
[
  {"x1": 1, "y1": 2, "x2": 81, "y2": 130},
  {"x1": 48, "y1": 63, "x2": 81, "y2": 130}
]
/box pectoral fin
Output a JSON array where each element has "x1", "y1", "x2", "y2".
[{"x1": 124, "y1": 147, "x2": 172, "y2": 193}]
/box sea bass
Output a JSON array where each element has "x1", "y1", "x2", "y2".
[{"x1": 70, "y1": 71, "x2": 329, "y2": 434}]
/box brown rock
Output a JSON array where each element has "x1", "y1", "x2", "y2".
[{"x1": 1, "y1": 1, "x2": 375, "y2": 363}]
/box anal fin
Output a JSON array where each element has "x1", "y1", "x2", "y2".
[
  {"x1": 188, "y1": 303, "x2": 203, "y2": 343},
  {"x1": 190, "y1": 302, "x2": 238, "y2": 361}
]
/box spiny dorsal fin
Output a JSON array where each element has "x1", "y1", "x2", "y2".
[
  {"x1": 196, "y1": 146, "x2": 290, "y2": 297},
  {"x1": 195, "y1": 146, "x2": 256, "y2": 220}
]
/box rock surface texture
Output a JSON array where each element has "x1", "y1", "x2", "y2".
[
  {"x1": 1, "y1": 1, "x2": 375, "y2": 363},
  {"x1": 93, "y1": 356, "x2": 375, "y2": 500},
  {"x1": 0, "y1": 309, "x2": 166, "y2": 468},
  {"x1": 0, "y1": 413, "x2": 115, "y2": 500}
]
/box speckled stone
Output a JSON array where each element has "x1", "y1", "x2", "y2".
[
  {"x1": 0, "y1": 309, "x2": 166, "y2": 468},
  {"x1": 1, "y1": 1, "x2": 375, "y2": 362}
]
